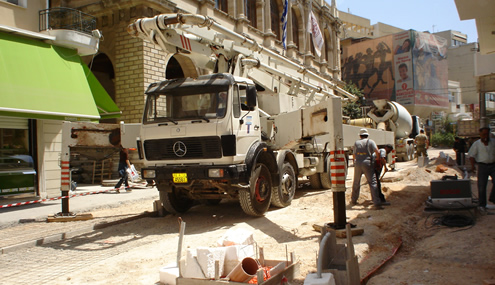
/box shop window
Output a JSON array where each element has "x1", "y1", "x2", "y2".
[
  {"x1": 0, "y1": 128, "x2": 29, "y2": 156},
  {"x1": 0, "y1": 126, "x2": 35, "y2": 196}
]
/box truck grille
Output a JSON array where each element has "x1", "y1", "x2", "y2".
[{"x1": 144, "y1": 136, "x2": 222, "y2": 160}]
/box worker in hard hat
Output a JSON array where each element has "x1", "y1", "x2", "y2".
[
  {"x1": 351, "y1": 129, "x2": 383, "y2": 210},
  {"x1": 374, "y1": 144, "x2": 394, "y2": 205}
]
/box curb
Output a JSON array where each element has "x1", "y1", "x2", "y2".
[{"x1": 0, "y1": 211, "x2": 157, "y2": 254}]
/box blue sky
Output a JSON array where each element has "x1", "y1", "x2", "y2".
[{"x1": 335, "y1": 0, "x2": 478, "y2": 43}]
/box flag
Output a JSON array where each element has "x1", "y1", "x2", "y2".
[
  {"x1": 307, "y1": 11, "x2": 324, "y2": 57},
  {"x1": 281, "y1": 0, "x2": 288, "y2": 49}
]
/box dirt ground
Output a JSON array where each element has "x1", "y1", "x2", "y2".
[{"x1": 46, "y1": 148, "x2": 495, "y2": 285}]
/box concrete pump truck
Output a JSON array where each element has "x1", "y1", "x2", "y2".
[{"x1": 126, "y1": 13, "x2": 358, "y2": 219}]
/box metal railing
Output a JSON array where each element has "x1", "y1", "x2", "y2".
[{"x1": 39, "y1": 7, "x2": 96, "y2": 35}]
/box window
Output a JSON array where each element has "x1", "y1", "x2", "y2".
[
  {"x1": 233, "y1": 85, "x2": 241, "y2": 118},
  {"x1": 143, "y1": 87, "x2": 231, "y2": 124},
  {"x1": 0, "y1": 118, "x2": 32, "y2": 171},
  {"x1": 323, "y1": 32, "x2": 328, "y2": 61},
  {"x1": 448, "y1": 91, "x2": 455, "y2": 103},
  {"x1": 1, "y1": 0, "x2": 27, "y2": 7},
  {"x1": 291, "y1": 8, "x2": 299, "y2": 49},
  {"x1": 246, "y1": 0, "x2": 257, "y2": 28},
  {"x1": 215, "y1": 0, "x2": 228, "y2": 13},
  {"x1": 270, "y1": 0, "x2": 280, "y2": 40}
]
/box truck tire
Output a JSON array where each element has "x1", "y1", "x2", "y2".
[
  {"x1": 158, "y1": 185, "x2": 194, "y2": 214},
  {"x1": 320, "y1": 156, "x2": 332, "y2": 189},
  {"x1": 239, "y1": 163, "x2": 272, "y2": 216},
  {"x1": 308, "y1": 174, "x2": 322, "y2": 189},
  {"x1": 272, "y1": 162, "x2": 296, "y2": 208}
]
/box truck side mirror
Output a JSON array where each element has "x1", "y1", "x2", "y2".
[{"x1": 246, "y1": 85, "x2": 257, "y2": 109}]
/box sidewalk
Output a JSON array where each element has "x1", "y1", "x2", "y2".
[{"x1": 0, "y1": 183, "x2": 159, "y2": 254}]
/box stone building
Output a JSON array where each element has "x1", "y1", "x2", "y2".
[{"x1": 51, "y1": 0, "x2": 345, "y2": 123}]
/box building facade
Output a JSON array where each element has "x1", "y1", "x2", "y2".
[
  {"x1": 51, "y1": 0, "x2": 345, "y2": 124},
  {"x1": 1, "y1": 0, "x2": 346, "y2": 199},
  {"x1": 435, "y1": 30, "x2": 495, "y2": 118},
  {"x1": 0, "y1": 0, "x2": 116, "y2": 199}
]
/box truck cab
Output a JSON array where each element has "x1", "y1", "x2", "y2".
[{"x1": 138, "y1": 73, "x2": 280, "y2": 216}]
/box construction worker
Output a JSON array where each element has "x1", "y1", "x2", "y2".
[
  {"x1": 415, "y1": 129, "x2": 429, "y2": 158},
  {"x1": 468, "y1": 127, "x2": 495, "y2": 211},
  {"x1": 351, "y1": 129, "x2": 383, "y2": 210},
  {"x1": 374, "y1": 144, "x2": 394, "y2": 205}
]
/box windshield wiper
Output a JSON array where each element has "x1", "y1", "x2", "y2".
[{"x1": 158, "y1": 118, "x2": 178, "y2": 125}]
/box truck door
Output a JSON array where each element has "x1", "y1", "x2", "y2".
[{"x1": 232, "y1": 83, "x2": 261, "y2": 158}]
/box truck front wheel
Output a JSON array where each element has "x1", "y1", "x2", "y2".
[
  {"x1": 158, "y1": 185, "x2": 194, "y2": 214},
  {"x1": 239, "y1": 163, "x2": 272, "y2": 216},
  {"x1": 272, "y1": 163, "x2": 296, "y2": 208},
  {"x1": 308, "y1": 174, "x2": 322, "y2": 189}
]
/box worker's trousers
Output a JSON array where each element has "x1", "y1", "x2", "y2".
[
  {"x1": 352, "y1": 159, "x2": 381, "y2": 206},
  {"x1": 477, "y1": 162, "x2": 495, "y2": 208},
  {"x1": 416, "y1": 145, "x2": 428, "y2": 157}
]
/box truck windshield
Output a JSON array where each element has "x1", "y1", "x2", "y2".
[{"x1": 143, "y1": 89, "x2": 228, "y2": 124}]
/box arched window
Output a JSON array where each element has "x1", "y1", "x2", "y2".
[
  {"x1": 291, "y1": 8, "x2": 299, "y2": 49},
  {"x1": 270, "y1": 0, "x2": 280, "y2": 40},
  {"x1": 165, "y1": 57, "x2": 185, "y2": 79},
  {"x1": 216, "y1": 0, "x2": 228, "y2": 13},
  {"x1": 246, "y1": 0, "x2": 257, "y2": 28},
  {"x1": 92, "y1": 53, "x2": 115, "y2": 101}
]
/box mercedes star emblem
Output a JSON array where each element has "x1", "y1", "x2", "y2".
[{"x1": 173, "y1": 141, "x2": 187, "y2": 157}]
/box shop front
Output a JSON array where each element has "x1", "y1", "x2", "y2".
[{"x1": 0, "y1": 30, "x2": 120, "y2": 198}]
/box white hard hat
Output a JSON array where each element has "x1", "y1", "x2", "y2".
[{"x1": 359, "y1": 128, "x2": 369, "y2": 136}]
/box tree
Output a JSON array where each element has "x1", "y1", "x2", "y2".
[{"x1": 342, "y1": 82, "x2": 366, "y2": 119}]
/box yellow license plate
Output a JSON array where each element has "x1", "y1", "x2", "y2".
[{"x1": 173, "y1": 173, "x2": 188, "y2": 183}]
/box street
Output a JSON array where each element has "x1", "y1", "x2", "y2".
[{"x1": 0, "y1": 148, "x2": 494, "y2": 285}]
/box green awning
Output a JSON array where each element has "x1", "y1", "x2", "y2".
[
  {"x1": 83, "y1": 64, "x2": 121, "y2": 119},
  {"x1": 0, "y1": 31, "x2": 120, "y2": 121}
]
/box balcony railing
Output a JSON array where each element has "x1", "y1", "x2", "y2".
[{"x1": 39, "y1": 7, "x2": 96, "y2": 35}]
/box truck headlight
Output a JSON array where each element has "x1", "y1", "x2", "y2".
[
  {"x1": 142, "y1": 169, "x2": 156, "y2": 179},
  {"x1": 208, "y1": 169, "x2": 224, "y2": 178}
]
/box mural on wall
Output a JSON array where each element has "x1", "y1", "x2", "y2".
[
  {"x1": 342, "y1": 35, "x2": 395, "y2": 102},
  {"x1": 411, "y1": 31, "x2": 449, "y2": 108},
  {"x1": 342, "y1": 30, "x2": 449, "y2": 113}
]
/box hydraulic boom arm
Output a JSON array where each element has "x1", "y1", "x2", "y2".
[{"x1": 127, "y1": 13, "x2": 356, "y2": 102}]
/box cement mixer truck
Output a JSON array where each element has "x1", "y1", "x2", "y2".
[
  {"x1": 342, "y1": 99, "x2": 419, "y2": 162},
  {"x1": 366, "y1": 99, "x2": 419, "y2": 161}
]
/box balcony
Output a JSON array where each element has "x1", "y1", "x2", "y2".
[{"x1": 39, "y1": 7, "x2": 101, "y2": 56}]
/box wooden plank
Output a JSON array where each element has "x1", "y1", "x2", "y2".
[
  {"x1": 345, "y1": 224, "x2": 355, "y2": 257},
  {"x1": 312, "y1": 224, "x2": 364, "y2": 238},
  {"x1": 346, "y1": 257, "x2": 360, "y2": 285},
  {"x1": 47, "y1": 213, "x2": 93, "y2": 223}
]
